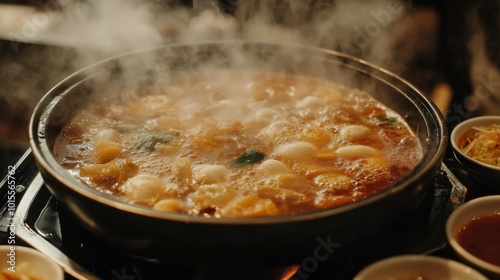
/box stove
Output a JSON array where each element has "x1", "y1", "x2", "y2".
[{"x1": 0, "y1": 148, "x2": 485, "y2": 280}]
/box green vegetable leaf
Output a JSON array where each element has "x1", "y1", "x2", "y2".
[
  {"x1": 136, "y1": 132, "x2": 179, "y2": 152},
  {"x1": 228, "y1": 149, "x2": 267, "y2": 168},
  {"x1": 373, "y1": 115, "x2": 397, "y2": 124}
]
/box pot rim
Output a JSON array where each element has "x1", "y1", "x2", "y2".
[{"x1": 29, "y1": 40, "x2": 447, "y2": 225}]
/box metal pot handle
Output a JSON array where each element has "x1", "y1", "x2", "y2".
[{"x1": 441, "y1": 163, "x2": 468, "y2": 208}]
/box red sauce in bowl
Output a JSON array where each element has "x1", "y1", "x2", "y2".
[{"x1": 457, "y1": 212, "x2": 500, "y2": 266}]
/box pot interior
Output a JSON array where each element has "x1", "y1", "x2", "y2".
[{"x1": 31, "y1": 41, "x2": 447, "y2": 220}]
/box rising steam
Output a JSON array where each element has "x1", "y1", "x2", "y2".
[{"x1": 1, "y1": 0, "x2": 422, "y2": 129}]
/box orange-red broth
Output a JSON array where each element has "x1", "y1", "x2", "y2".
[
  {"x1": 53, "y1": 71, "x2": 422, "y2": 218},
  {"x1": 457, "y1": 213, "x2": 500, "y2": 267}
]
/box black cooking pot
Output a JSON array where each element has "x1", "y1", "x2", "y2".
[{"x1": 29, "y1": 41, "x2": 447, "y2": 270}]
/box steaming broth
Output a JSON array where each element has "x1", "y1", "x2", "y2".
[{"x1": 53, "y1": 71, "x2": 422, "y2": 217}]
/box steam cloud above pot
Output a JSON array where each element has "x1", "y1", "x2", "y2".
[{"x1": 1, "y1": 0, "x2": 437, "y2": 111}]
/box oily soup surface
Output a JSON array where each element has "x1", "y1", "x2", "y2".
[{"x1": 54, "y1": 71, "x2": 422, "y2": 218}]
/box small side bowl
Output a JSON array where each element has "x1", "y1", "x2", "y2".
[
  {"x1": 0, "y1": 245, "x2": 64, "y2": 280},
  {"x1": 446, "y1": 195, "x2": 500, "y2": 278},
  {"x1": 450, "y1": 115, "x2": 500, "y2": 190},
  {"x1": 353, "y1": 255, "x2": 488, "y2": 280}
]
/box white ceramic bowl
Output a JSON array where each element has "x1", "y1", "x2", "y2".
[
  {"x1": 0, "y1": 245, "x2": 63, "y2": 280},
  {"x1": 446, "y1": 195, "x2": 500, "y2": 278},
  {"x1": 450, "y1": 115, "x2": 500, "y2": 190},
  {"x1": 353, "y1": 255, "x2": 488, "y2": 280}
]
